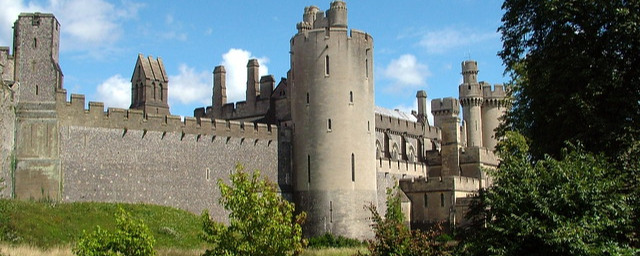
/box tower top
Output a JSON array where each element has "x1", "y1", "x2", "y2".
[
  {"x1": 461, "y1": 60, "x2": 478, "y2": 84},
  {"x1": 297, "y1": 1, "x2": 348, "y2": 32}
]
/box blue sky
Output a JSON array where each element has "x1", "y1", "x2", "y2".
[{"x1": 1, "y1": 0, "x2": 506, "y2": 121}]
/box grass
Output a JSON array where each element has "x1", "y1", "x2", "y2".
[
  {"x1": 0, "y1": 199, "x2": 368, "y2": 255},
  {"x1": 2, "y1": 199, "x2": 205, "y2": 249}
]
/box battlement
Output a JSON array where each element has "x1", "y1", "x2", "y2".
[
  {"x1": 482, "y1": 83, "x2": 506, "y2": 99},
  {"x1": 56, "y1": 90, "x2": 277, "y2": 141},
  {"x1": 298, "y1": 1, "x2": 349, "y2": 32},
  {"x1": 399, "y1": 175, "x2": 482, "y2": 193},
  {"x1": 431, "y1": 98, "x2": 460, "y2": 116},
  {"x1": 375, "y1": 113, "x2": 439, "y2": 138},
  {"x1": 459, "y1": 146, "x2": 499, "y2": 166}
]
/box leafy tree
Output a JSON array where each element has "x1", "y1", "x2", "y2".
[
  {"x1": 200, "y1": 164, "x2": 306, "y2": 256},
  {"x1": 460, "y1": 132, "x2": 636, "y2": 255},
  {"x1": 358, "y1": 186, "x2": 452, "y2": 256},
  {"x1": 73, "y1": 207, "x2": 156, "y2": 256},
  {"x1": 499, "y1": 0, "x2": 640, "y2": 161}
]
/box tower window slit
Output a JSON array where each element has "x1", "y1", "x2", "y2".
[
  {"x1": 307, "y1": 155, "x2": 311, "y2": 183},
  {"x1": 440, "y1": 193, "x2": 445, "y2": 207},
  {"x1": 327, "y1": 119, "x2": 332, "y2": 130},
  {"x1": 306, "y1": 92, "x2": 309, "y2": 104},
  {"x1": 325, "y1": 55, "x2": 330, "y2": 75},
  {"x1": 349, "y1": 91, "x2": 353, "y2": 103},
  {"x1": 351, "y1": 153, "x2": 355, "y2": 182}
]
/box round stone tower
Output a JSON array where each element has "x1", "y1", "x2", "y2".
[
  {"x1": 290, "y1": 1, "x2": 377, "y2": 239},
  {"x1": 459, "y1": 60, "x2": 483, "y2": 147}
]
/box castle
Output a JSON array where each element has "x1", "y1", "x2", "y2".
[{"x1": 0, "y1": 1, "x2": 507, "y2": 239}]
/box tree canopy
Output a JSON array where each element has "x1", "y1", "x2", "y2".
[
  {"x1": 460, "y1": 132, "x2": 636, "y2": 255},
  {"x1": 499, "y1": 0, "x2": 640, "y2": 161}
]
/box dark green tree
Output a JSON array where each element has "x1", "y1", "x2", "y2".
[
  {"x1": 200, "y1": 164, "x2": 306, "y2": 256},
  {"x1": 460, "y1": 132, "x2": 636, "y2": 255},
  {"x1": 499, "y1": 0, "x2": 640, "y2": 246},
  {"x1": 499, "y1": 0, "x2": 640, "y2": 161}
]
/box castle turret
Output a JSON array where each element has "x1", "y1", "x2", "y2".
[
  {"x1": 431, "y1": 98, "x2": 461, "y2": 176},
  {"x1": 482, "y1": 84, "x2": 507, "y2": 150},
  {"x1": 246, "y1": 59, "x2": 260, "y2": 108},
  {"x1": 459, "y1": 60, "x2": 483, "y2": 147},
  {"x1": 212, "y1": 65, "x2": 227, "y2": 118},
  {"x1": 12, "y1": 13, "x2": 63, "y2": 200},
  {"x1": 290, "y1": 1, "x2": 376, "y2": 239},
  {"x1": 130, "y1": 54, "x2": 170, "y2": 115},
  {"x1": 416, "y1": 90, "x2": 428, "y2": 124}
]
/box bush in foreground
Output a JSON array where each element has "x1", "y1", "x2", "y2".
[
  {"x1": 201, "y1": 164, "x2": 306, "y2": 256},
  {"x1": 73, "y1": 207, "x2": 156, "y2": 256}
]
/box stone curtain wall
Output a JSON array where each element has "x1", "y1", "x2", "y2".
[
  {"x1": 0, "y1": 84, "x2": 16, "y2": 198},
  {"x1": 60, "y1": 125, "x2": 278, "y2": 221}
]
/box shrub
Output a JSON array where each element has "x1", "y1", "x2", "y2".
[
  {"x1": 307, "y1": 233, "x2": 364, "y2": 249},
  {"x1": 201, "y1": 164, "x2": 306, "y2": 256},
  {"x1": 73, "y1": 207, "x2": 156, "y2": 256}
]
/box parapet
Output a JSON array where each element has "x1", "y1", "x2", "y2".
[
  {"x1": 374, "y1": 112, "x2": 439, "y2": 139},
  {"x1": 482, "y1": 84, "x2": 506, "y2": 99},
  {"x1": 55, "y1": 90, "x2": 278, "y2": 141},
  {"x1": 298, "y1": 1, "x2": 350, "y2": 32},
  {"x1": 399, "y1": 175, "x2": 482, "y2": 193},
  {"x1": 431, "y1": 98, "x2": 460, "y2": 116}
]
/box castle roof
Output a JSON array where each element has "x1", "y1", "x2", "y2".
[
  {"x1": 375, "y1": 106, "x2": 417, "y2": 122},
  {"x1": 131, "y1": 54, "x2": 168, "y2": 83}
]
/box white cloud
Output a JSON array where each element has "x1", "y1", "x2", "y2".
[
  {"x1": 419, "y1": 28, "x2": 498, "y2": 54},
  {"x1": 220, "y1": 48, "x2": 269, "y2": 103},
  {"x1": 169, "y1": 64, "x2": 211, "y2": 106},
  {"x1": 382, "y1": 54, "x2": 430, "y2": 88},
  {"x1": 0, "y1": 0, "x2": 142, "y2": 55},
  {"x1": 96, "y1": 74, "x2": 130, "y2": 109}
]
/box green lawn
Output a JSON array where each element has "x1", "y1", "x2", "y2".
[{"x1": 2, "y1": 199, "x2": 205, "y2": 249}]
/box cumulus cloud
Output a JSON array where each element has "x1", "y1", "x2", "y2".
[
  {"x1": 169, "y1": 64, "x2": 211, "y2": 106},
  {"x1": 419, "y1": 28, "x2": 498, "y2": 54},
  {"x1": 382, "y1": 54, "x2": 430, "y2": 89},
  {"x1": 0, "y1": 0, "x2": 142, "y2": 55},
  {"x1": 96, "y1": 74, "x2": 131, "y2": 109},
  {"x1": 220, "y1": 48, "x2": 269, "y2": 103}
]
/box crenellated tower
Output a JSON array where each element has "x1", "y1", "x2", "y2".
[
  {"x1": 459, "y1": 60, "x2": 483, "y2": 147},
  {"x1": 130, "y1": 54, "x2": 170, "y2": 115},
  {"x1": 290, "y1": 0, "x2": 377, "y2": 239},
  {"x1": 12, "y1": 13, "x2": 63, "y2": 200},
  {"x1": 481, "y1": 84, "x2": 507, "y2": 150}
]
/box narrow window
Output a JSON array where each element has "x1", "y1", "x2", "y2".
[
  {"x1": 351, "y1": 153, "x2": 355, "y2": 182},
  {"x1": 329, "y1": 201, "x2": 333, "y2": 223},
  {"x1": 160, "y1": 84, "x2": 164, "y2": 101},
  {"x1": 306, "y1": 92, "x2": 309, "y2": 104},
  {"x1": 153, "y1": 83, "x2": 157, "y2": 99},
  {"x1": 35, "y1": 85, "x2": 39, "y2": 95},
  {"x1": 440, "y1": 193, "x2": 445, "y2": 207},
  {"x1": 33, "y1": 38, "x2": 37, "y2": 48},
  {"x1": 349, "y1": 91, "x2": 353, "y2": 103},
  {"x1": 327, "y1": 119, "x2": 332, "y2": 130},
  {"x1": 424, "y1": 194, "x2": 428, "y2": 207},
  {"x1": 367, "y1": 121, "x2": 370, "y2": 132},
  {"x1": 206, "y1": 168, "x2": 210, "y2": 180},
  {"x1": 325, "y1": 55, "x2": 330, "y2": 75},
  {"x1": 307, "y1": 155, "x2": 311, "y2": 183},
  {"x1": 365, "y1": 58, "x2": 369, "y2": 78}
]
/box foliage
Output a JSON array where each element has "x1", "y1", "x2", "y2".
[
  {"x1": 357, "y1": 186, "x2": 452, "y2": 256},
  {"x1": 460, "y1": 132, "x2": 637, "y2": 255},
  {"x1": 307, "y1": 233, "x2": 364, "y2": 249},
  {"x1": 73, "y1": 207, "x2": 156, "y2": 256},
  {"x1": 201, "y1": 164, "x2": 306, "y2": 256},
  {"x1": 499, "y1": 0, "x2": 640, "y2": 161}
]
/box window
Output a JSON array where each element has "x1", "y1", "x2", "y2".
[
  {"x1": 206, "y1": 168, "x2": 211, "y2": 180},
  {"x1": 440, "y1": 193, "x2": 445, "y2": 207},
  {"x1": 160, "y1": 84, "x2": 164, "y2": 101},
  {"x1": 35, "y1": 85, "x2": 39, "y2": 95},
  {"x1": 33, "y1": 38, "x2": 37, "y2": 48},
  {"x1": 365, "y1": 58, "x2": 369, "y2": 78},
  {"x1": 306, "y1": 92, "x2": 309, "y2": 104},
  {"x1": 327, "y1": 119, "x2": 332, "y2": 130},
  {"x1": 424, "y1": 194, "x2": 428, "y2": 207},
  {"x1": 349, "y1": 91, "x2": 353, "y2": 103},
  {"x1": 351, "y1": 153, "x2": 355, "y2": 182},
  {"x1": 367, "y1": 121, "x2": 370, "y2": 132},
  {"x1": 307, "y1": 155, "x2": 311, "y2": 183},
  {"x1": 325, "y1": 55, "x2": 330, "y2": 76}
]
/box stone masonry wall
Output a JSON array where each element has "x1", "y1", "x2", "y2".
[
  {"x1": 0, "y1": 83, "x2": 16, "y2": 198},
  {"x1": 60, "y1": 125, "x2": 278, "y2": 222}
]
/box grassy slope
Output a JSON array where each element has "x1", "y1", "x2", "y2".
[{"x1": 3, "y1": 199, "x2": 205, "y2": 249}]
